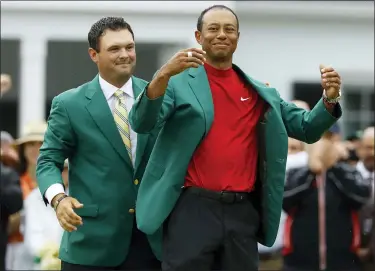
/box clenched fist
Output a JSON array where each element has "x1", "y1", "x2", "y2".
[
  {"x1": 319, "y1": 64, "x2": 341, "y2": 99},
  {"x1": 161, "y1": 48, "x2": 206, "y2": 77}
]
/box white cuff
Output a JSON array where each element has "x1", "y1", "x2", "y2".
[{"x1": 45, "y1": 184, "x2": 65, "y2": 205}]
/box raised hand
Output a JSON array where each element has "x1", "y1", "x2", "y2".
[
  {"x1": 319, "y1": 64, "x2": 341, "y2": 99},
  {"x1": 161, "y1": 48, "x2": 206, "y2": 77}
]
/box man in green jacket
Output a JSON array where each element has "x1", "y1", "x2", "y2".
[
  {"x1": 36, "y1": 17, "x2": 161, "y2": 271},
  {"x1": 129, "y1": 5, "x2": 342, "y2": 271}
]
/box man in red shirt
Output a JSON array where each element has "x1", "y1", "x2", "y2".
[{"x1": 130, "y1": 5, "x2": 342, "y2": 271}]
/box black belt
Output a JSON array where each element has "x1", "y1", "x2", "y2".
[{"x1": 185, "y1": 186, "x2": 250, "y2": 204}]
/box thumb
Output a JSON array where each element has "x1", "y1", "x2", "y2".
[{"x1": 71, "y1": 198, "x2": 83, "y2": 209}]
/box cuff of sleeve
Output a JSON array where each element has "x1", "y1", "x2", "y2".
[
  {"x1": 45, "y1": 184, "x2": 65, "y2": 205},
  {"x1": 138, "y1": 83, "x2": 165, "y2": 102},
  {"x1": 317, "y1": 98, "x2": 342, "y2": 120}
]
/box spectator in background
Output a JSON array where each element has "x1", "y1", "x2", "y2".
[
  {"x1": 357, "y1": 126, "x2": 375, "y2": 271},
  {"x1": 24, "y1": 159, "x2": 69, "y2": 270},
  {"x1": 346, "y1": 131, "x2": 363, "y2": 153},
  {"x1": 1, "y1": 131, "x2": 19, "y2": 172},
  {"x1": 282, "y1": 131, "x2": 371, "y2": 271},
  {"x1": 0, "y1": 159, "x2": 23, "y2": 271},
  {"x1": 0, "y1": 72, "x2": 22, "y2": 271},
  {"x1": 6, "y1": 120, "x2": 48, "y2": 270}
]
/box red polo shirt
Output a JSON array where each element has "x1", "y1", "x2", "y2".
[{"x1": 184, "y1": 63, "x2": 265, "y2": 192}]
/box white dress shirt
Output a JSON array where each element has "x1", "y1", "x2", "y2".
[{"x1": 45, "y1": 75, "x2": 137, "y2": 204}]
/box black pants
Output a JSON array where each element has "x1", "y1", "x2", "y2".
[
  {"x1": 162, "y1": 187, "x2": 260, "y2": 271},
  {"x1": 61, "y1": 219, "x2": 161, "y2": 271}
]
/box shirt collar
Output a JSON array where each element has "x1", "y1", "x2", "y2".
[{"x1": 98, "y1": 75, "x2": 133, "y2": 100}]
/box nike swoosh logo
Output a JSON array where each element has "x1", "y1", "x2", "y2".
[{"x1": 241, "y1": 97, "x2": 250, "y2": 101}]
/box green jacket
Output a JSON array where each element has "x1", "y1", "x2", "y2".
[
  {"x1": 36, "y1": 75, "x2": 162, "y2": 267},
  {"x1": 129, "y1": 64, "x2": 341, "y2": 247}
]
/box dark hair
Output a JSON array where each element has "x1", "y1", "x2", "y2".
[
  {"x1": 88, "y1": 17, "x2": 134, "y2": 52},
  {"x1": 197, "y1": 5, "x2": 239, "y2": 32}
]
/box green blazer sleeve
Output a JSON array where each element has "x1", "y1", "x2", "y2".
[
  {"x1": 36, "y1": 96, "x2": 76, "y2": 202},
  {"x1": 129, "y1": 75, "x2": 175, "y2": 134},
  {"x1": 280, "y1": 98, "x2": 342, "y2": 144}
]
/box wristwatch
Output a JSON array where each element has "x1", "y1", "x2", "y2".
[
  {"x1": 53, "y1": 194, "x2": 69, "y2": 211},
  {"x1": 323, "y1": 89, "x2": 341, "y2": 104}
]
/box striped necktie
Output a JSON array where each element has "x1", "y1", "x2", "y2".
[{"x1": 113, "y1": 89, "x2": 132, "y2": 160}]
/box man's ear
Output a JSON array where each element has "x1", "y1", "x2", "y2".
[
  {"x1": 195, "y1": 31, "x2": 202, "y2": 45},
  {"x1": 88, "y1": 48, "x2": 98, "y2": 64}
]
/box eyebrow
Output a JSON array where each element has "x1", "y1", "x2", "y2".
[
  {"x1": 107, "y1": 42, "x2": 135, "y2": 49},
  {"x1": 207, "y1": 22, "x2": 236, "y2": 27}
]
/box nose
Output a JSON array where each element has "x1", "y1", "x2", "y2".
[
  {"x1": 217, "y1": 28, "x2": 227, "y2": 40},
  {"x1": 118, "y1": 48, "x2": 128, "y2": 59}
]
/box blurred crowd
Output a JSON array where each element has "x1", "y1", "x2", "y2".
[
  {"x1": 1, "y1": 73, "x2": 374, "y2": 271},
  {"x1": 1, "y1": 75, "x2": 68, "y2": 270},
  {"x1": 257, "y1": 101, "x2": 375, "y2": 271}
]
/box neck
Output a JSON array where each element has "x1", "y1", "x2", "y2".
[
  {"x1": 100, "y1": 72, "x2": 131, "y2": 88},
  {"x1": 205, "y1": 57, "x2": 232, "y2": 70}
]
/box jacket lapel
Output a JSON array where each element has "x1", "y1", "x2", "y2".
[
  {"x1": 132, "y1": 77, "x2": 150, "y2": 172},
  {"x1": 232, "y1": 64, "x2": 278, "y2": 110},
  {"x1": 188, "y1": 66, "x2": 214, "y2": 135},
  {"x1": 85, "y1": 75, "x2": 133, "y2": 169}
]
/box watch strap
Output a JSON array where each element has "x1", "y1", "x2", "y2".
[
  {"x1": 54, "y1": 194, "x2": 69, "y2": 211},
  {"x1": 323, "y1": 89, "x2": 341, "y2": 104}
]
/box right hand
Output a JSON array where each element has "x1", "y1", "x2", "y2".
[
  {"x1": 53, "y1": 194, "x2": 83, "y2": 232},
  {"x1": 161, "y1": 48, "x2": 206, "y2": 77}
]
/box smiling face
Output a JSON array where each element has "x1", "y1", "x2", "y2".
[
  {"x1": 89, "y1": 29, "x2": 136, "y2": 85},
  {"x1": 195, "y1": 8, "x2": 239, "y2": 64}
]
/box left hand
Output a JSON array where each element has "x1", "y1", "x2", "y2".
[{"x1": 319, "y1": 64, "x2": 341, "y2": 99}]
